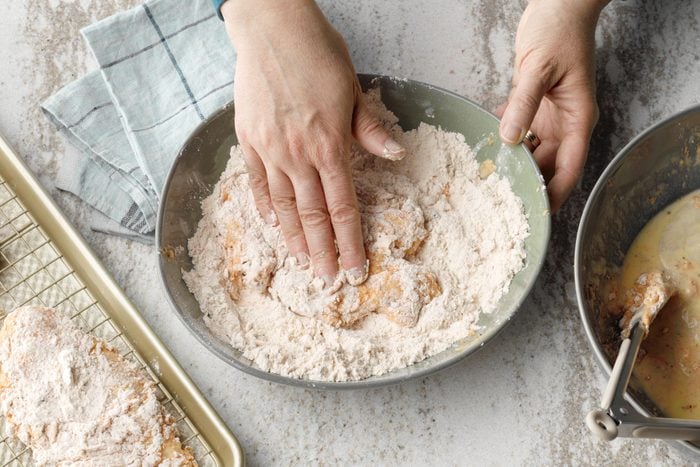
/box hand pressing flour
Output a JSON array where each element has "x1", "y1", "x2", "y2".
[
  {"x1": 221, "y1": 155, "x2": 441, "y2": 329},
  {"x1": 221, "y1": 0, "x2": 406, "y2": 287},
  {"x1": 184, "y1": 90, "x2": 529, "y2": 382}
]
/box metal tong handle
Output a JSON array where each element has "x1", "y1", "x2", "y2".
[
  {"x1": 586, "y1": 320, "x2": 700, "y2": 441},
  {"x1": 586, "y1": 322, "x2": 643, "y2": 441}
]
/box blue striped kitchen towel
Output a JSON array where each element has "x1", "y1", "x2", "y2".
[{"x1": 42, "y1": 0, "x2": 235, "y2": 241}]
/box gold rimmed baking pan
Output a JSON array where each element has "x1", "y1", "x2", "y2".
[{"x1": 0, "y1": 134, "x2": 244, "y2": 466}]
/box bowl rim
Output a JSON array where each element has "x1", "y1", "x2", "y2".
[
  {"x1": 156, "y1": 73, "x2": 551, "y2": 389},
  {"x1": 574, "y1": 103, "x2": 700, "y2": 451}
]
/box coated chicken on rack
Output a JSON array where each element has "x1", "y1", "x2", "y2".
[{"x1": 0, "y1": 306, "x2": 196, "y2": 466}]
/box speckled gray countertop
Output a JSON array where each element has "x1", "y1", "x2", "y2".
[{"x1": 1, "y1": 1, "x2": 699, "y2": 465}]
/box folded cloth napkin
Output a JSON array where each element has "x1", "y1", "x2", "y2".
[{"x1": 42, "y1": 0, "x2": 235, "y2": 242}]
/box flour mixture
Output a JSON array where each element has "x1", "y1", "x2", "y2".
[{"x1": 184, "y1": 91, "x2": 530, "y2": 381}]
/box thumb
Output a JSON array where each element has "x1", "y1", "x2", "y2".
[
  {"x1": 494, "y1": 101, "x2": 508, "y2": 118},
  {"x1": 352, "y1": 96, "x2": 406, "y2": 161},
  {"x1": 499, "y1": 71, "x2": 550, "y2": 144}
]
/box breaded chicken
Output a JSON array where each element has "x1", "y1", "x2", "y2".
[{"x1": 0, "y1": 306, "x2": 196, "y2": 466}]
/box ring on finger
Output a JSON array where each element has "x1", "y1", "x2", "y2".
[{"x1": 524, "y1": 130, "x2": 541, "y2": 150}]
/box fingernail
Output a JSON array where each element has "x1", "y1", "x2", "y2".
[
  {"x1": 500, "y1": 123, "x2": 525, "y2": 144},
  {"x1": 321, "y1": 274, "x2": 342, "y2": 293},
  {"x1": 345, "y1": 262, "x2": 369, "y2": 286},
  {"x1": 265, "y1": 210, "x2": 278, "y2": 226},
  {"x1": 382, "y1": 138, "x2": 406, "y2": 161},
  {"x1": 295, "y1": 252, "x2": 310, "y2": 270}
]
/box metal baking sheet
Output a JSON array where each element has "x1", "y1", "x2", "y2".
[{"x1": 0, "y1": 135, "x2": 244, "y2": 467}]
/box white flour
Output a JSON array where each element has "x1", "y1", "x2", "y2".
[
  {"x1": 0, "y1": 306, "x2": 194, "y2": 466},
  {"x1": 184, "y1": 91, "x2": 529, "y2": 382}
]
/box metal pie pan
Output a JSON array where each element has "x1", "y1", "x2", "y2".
[{"x1": 157, "y1": 74, "x2": 550, "y2": 389}]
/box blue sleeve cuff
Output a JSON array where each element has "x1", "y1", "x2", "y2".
[{"x1": 211, "y1": 0, "x2": 227, "y2": 20}]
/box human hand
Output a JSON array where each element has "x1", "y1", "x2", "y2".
[
  {"x1": 221, "y1": 0, "x2": 403, "y2": 286},
  {"x1": 497, "y1": 0, "x2": 609, "y2": 213}
]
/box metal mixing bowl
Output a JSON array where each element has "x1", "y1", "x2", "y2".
[
  {"x1": 575, "y1": 105, "x2": 700, "y2": 454},
  {"x1": 157, "y1": 74, "x2": 550, "y2": 389}
]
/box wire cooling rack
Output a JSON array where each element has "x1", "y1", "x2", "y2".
[{"x1": 0, "y1": 168, "x2": 231, "y2": 465}]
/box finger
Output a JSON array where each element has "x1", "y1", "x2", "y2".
[
  {"x1": 318, "y1": 157, "x2": 367, "y2": 286},
  {"x1": 500, "y1": 72, "x2": 550, "y2": 144},
  {"x1": 532, "y1": 139, "x2": 559, "y2": 183},
  {"x1": 547, "y1": 134, "x2": 590, "y2": 213},
  {"x1": 495, "y1": 85, "x2": 520, "y2": 119},
  {"x1": 267, "y1": 168, "x2": 310, "y2": 268},
  {"x1": 240, "y1": 143, "x2": 276, "y2": 225},
  {"x1": 290, "y1": 168, "x2": 339, "y2": 283},
  {"x1": 494, "y1": 101, "x2": 507, "y2": 118},
  {"x1": 352, "y1": 93, "x2": 406, "y2": 161}
]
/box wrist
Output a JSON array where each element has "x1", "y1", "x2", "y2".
[
  {"x1": 221, "y1": 0, "x2": 316, "y2": 38},
  {"x1": 222, "y1": 0, "x2": 338, "y2": 57}
]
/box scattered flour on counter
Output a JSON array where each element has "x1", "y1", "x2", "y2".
[{"x1": 183, "y1": 90, "x2": 530, "y2": 382}]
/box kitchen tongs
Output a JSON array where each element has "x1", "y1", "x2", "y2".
[{"x1": 586, "y1": 272, "x2": 700, "y2": 441}]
